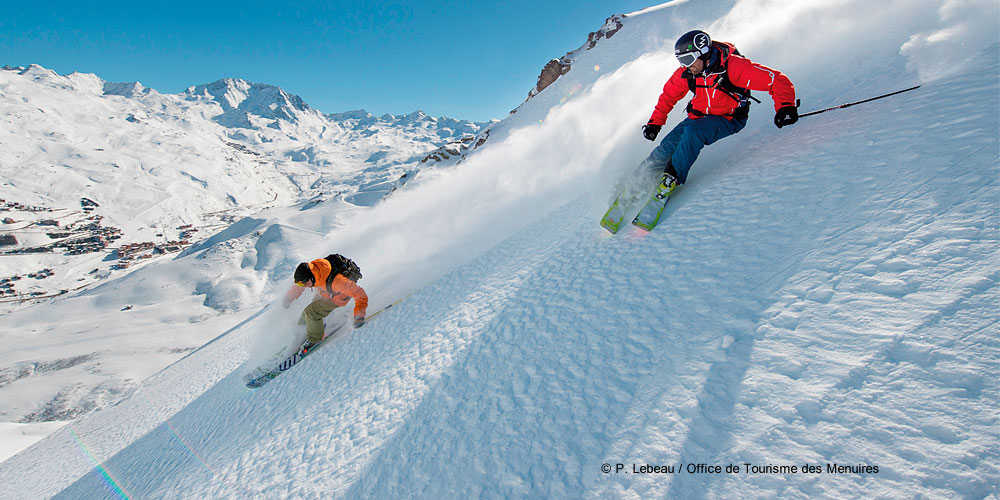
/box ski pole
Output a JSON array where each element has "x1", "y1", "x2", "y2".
[
  {"x1": 365, "y1": 295, "x2": 409, "y2": 321},
  {"x1": 799, "y1": 85, "x2": 921, "y2": 118}
]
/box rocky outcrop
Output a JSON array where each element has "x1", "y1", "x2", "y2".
[
  {"x1": 533, "y1": 59, "x2": 573, "y2": 99},
  {"x1": 585, "y1": 14, "x2": 624, "y2": 49},
  {"x1": 420, "y1": 135, "x2": 477, "y2": 163},
  {"x1": 419, "y1": 128, "x2": 495, "y2": 164},
  {"x1": 455, "y1": 14, "x2": 627, "y2": 156},
  {"x1": 526, "y1": 14, "x2": 626, "y2": 101}
]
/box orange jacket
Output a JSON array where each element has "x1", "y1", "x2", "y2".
[
  {"x1": 649, "y1": 42, "x2": 796, "y2": 124},
  {"x1": 286, "y1": 258, "x2": 368, "y2": 318}
]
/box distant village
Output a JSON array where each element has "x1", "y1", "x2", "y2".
[
  {"x1": 114, "y1": 223, "x2": 196, "y2": 269},
  {"x1": 0, "y1": 197, "x2": 199, "y2": 300}
]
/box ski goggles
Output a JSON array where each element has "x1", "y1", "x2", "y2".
[
  {"x1": 676, "y1": 51, "x2": 701, "y2": 67},
  {"x1": 295, "y1": 280, "x2": 309, "y2": 287}
]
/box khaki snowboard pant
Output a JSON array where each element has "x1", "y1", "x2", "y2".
[{"x1": 298, "y1": 297, "x2": 339, "y2": 343}]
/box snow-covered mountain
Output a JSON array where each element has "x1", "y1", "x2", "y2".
[
  {"x1": 1, "y1": 0, "x2": 998, "y2": 498},
  {"x1": 0, "y1": 64, "x2": 494, "y2": 314}
]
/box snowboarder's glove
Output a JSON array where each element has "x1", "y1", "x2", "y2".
[
  {"x1": 774, "y1": 106, "x2": 798, "y2": 128},
  {"x1": 354, "y1": 316, "x2": 366, "y2": 328},
  {"x1": 642, "y1": 123, "x2": 661, "y2": 141}
]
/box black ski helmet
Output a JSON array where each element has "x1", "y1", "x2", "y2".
[
  {"x1": 294, "y1": 262, "x2": 314, "y2": 285},
  {"x1": 675, "y1": 30, "x2": 712, "y2": 66}
]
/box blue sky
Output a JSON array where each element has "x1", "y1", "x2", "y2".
[{"x1": 1, "y1": 1, "x2": 658, "y2": 121}]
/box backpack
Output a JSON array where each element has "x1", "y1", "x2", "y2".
[{"x1": 324, "y1": 254, "x2": 362, "y2": 283}]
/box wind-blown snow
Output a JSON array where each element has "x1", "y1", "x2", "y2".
[{"x1": 0, "y1": 0, "x2": 997, "y2": 498}]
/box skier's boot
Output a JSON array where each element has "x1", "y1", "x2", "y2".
[
  {"x1": 654, "y1": 171, "x2": 679, "y2": 200},
  {"x1": 297, "y1": 340, "x2": 318, "y2": 356}
]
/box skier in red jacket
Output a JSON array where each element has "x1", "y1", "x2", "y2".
[{"x1": 640, "y1": 30, "x2": 798, "y2": 198}]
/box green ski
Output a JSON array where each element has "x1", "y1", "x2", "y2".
[
  {"x1": 632, "y1": 174, "x2": 679, "y2": 231},
  {"x1": 600, "y1": 195, "x2": 629, "y2": 233},
  {"x1": 600, "y1": 161, "x2": 662, "y2": 234}
]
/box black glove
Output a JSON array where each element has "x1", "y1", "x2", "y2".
[
  {"x1": 774, "y1": 106, "x2": 798, "y2": 128},
  {"x1": 354, "y1": 316, "x2": 366, "y2": 328},
  {"x1": 642, "y1": 123, "x2": 661, "y2": 141}
]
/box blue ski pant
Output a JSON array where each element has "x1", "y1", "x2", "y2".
[{"x1": 642, "y1": 115, "x2": 747, "y2": 184}]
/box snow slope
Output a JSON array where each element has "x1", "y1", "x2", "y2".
[{"x1": 1, "y1": 0, "x2": 998, "y2": 498}]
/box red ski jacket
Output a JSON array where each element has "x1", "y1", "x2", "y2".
[{"x1": 648, "y1": 42, "x2": 796, "y2": 124}]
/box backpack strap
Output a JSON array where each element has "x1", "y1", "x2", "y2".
[
  {"x1": 683, "y1": 42, "x2": 761, "y2": 118},
  {"x1": 325, "y1": 272, "x2": 339, "y2": 298},
  {"x1": 323, "y1": 255, "x2": 346, "y2": 298},
  {"x1": 715, "y1": 71, "x2": 762, "y2": 105},
  {"x1": 322, "y1": 254, "x2": 361, "y2": 298}
]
